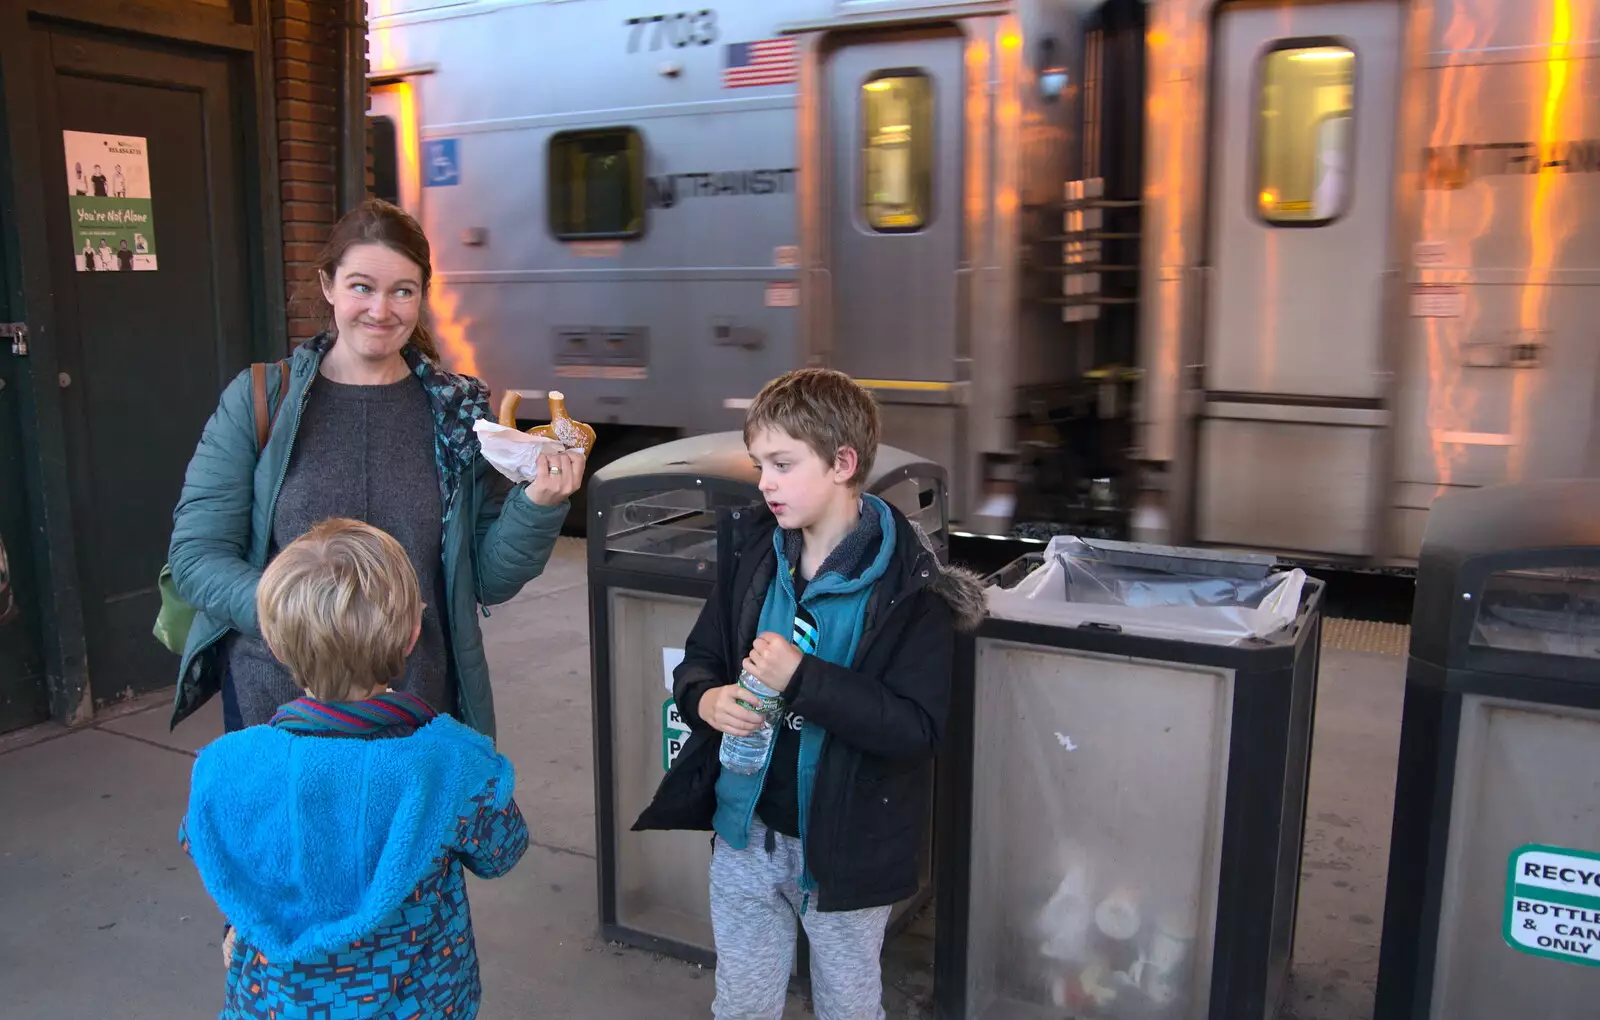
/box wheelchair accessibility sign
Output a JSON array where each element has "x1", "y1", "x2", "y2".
[{"x1": 424, "y1": 138, "x2": 460, "y2": 187}]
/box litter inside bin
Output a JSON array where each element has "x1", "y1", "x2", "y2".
[
  {"x1": 1032, "y1": 844, "x2": 1200, "y2": 1015},
  {"x1": 985, "y1": 536, "x2": 1307, "y2": 645}
]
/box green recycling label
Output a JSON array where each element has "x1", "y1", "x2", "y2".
[
  {"x1": 1504, "y1": 843, "x2": 1600, "y2": 967},
  {"x1": 662, "y1": 697, "x2": 690, "y2": 772}
]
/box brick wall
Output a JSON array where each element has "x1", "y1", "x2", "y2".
[{"x1": 272, "y1": 0, "x2": 355, "y2": 345}]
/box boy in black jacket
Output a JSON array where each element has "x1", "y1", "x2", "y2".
[{"x1": 635, "y1": 369, "x2": 984, "y2": 1019}]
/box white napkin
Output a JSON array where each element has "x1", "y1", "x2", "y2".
[{"x1": 473, "y1": 419, "x2": 583, "y2": 484}]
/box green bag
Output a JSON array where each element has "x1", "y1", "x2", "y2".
[
  {"x1": 152, "y1": 563, "x2": 193, "y2": 654},
  {"x1": 152, "y1": 359, "x2": 286, "y2": 655}
]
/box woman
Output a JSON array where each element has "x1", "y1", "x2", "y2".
[{"x1": 167, "y1": 198, "x2": 582, "y2": 738}]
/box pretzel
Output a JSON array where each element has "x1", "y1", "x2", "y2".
[
  {"x1": 497, "y1": 390, "x2": 522, "y2": 428},
  {"x1": 528, "y1": 390, "x2": 597, "y2": 456}
]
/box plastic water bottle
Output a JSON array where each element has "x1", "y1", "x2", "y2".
[{"x1": 718, "y1": 670, "x2": 782, "y2": 774}]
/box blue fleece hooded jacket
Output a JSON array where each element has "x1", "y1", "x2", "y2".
[{"x1": 184, "y1": 715, "x2": 514, "y2": 960}]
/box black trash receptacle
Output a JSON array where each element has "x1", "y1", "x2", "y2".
[
  {"x1": 935, "y1": 537, "x2": 1324, "y2": 1020},
  {"x1": 1375, "y1": 480, "x2": 1600, "y2": 1019},
  {"x1": 587, "y1": 432, "x2": 949, "y2": 965}
]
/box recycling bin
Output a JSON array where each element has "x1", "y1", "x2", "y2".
[
  {"x1": 588, "y1": 432, "x2": 949, "y2": 965},
  {"x1": 1374, "y1": 480, "x2": 1600, "y2": 1020},
  {"x1": 934, "y1": 536, "x2": 1325, "y2": 1020}
]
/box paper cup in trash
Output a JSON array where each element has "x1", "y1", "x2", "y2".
[{"x1": 1094, "y1": 886, "x2": 1142, "y2": 942}]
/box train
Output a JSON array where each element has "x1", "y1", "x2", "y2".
[{"x1": 365, "y1": 0, "x2": 1599, "y2": 567}]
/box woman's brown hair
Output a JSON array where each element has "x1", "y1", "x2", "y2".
[{"x1": 311, "y1": 197, "x2": 441, "y2": 361}]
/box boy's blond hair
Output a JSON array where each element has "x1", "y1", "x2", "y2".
[
  {"x1": 257, "y1": 518, "x2": 420, "y2": 702},
  {"x1": 743, "y1": 368, "x2": 881, "y2": 487}
]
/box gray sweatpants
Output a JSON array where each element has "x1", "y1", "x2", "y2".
[{"x1": 710, "y1": 819, "x2": 892, "y2": 1020}]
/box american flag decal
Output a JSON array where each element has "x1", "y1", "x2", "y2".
[{"x1": 723, "y1": 38, "x2": 799, "y2": 88}]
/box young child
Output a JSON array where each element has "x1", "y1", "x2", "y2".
[
  {"x1": 180, "y1": 517, "x2": 528, "y2": 1019},
  {"x1": 636, "y1": 369, "x2": 985, "y2": 1018}
]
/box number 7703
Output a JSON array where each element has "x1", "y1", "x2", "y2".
[{"x1": 625, "y1": 10, "x2": 719, "y2": 53}]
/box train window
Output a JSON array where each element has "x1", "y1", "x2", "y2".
[
  {"x1": 548, "y1": 128, "x2": 645, "y2": 240},
  {"x1": 860, "y1": 72, "x2": 933, "y2": 232},
  {"x1": 369, "y1": 116, "x2": 399, "y2": 207},
  {"x1": 1255, "y1": 42, "x2": 1355, "y2": 225}
]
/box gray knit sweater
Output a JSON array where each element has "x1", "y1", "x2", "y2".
[{"x1": 225, "y1": 373, "x2": 453, "y2": 725}]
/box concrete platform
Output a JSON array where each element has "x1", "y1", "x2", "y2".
[
  {"x1": 1279, "y1": 648, "x2": 1405, "y2": 1020},
  {"x1": 0, "y1": 537, "x2": 1407, "y2": 1018}
]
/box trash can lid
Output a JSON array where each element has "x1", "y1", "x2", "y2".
[
  {"x1": 1414, "y1": 479, "x2": 1600, "y2": 667},
  {"x1": 592, "y1": 431, "x2": 944, "y2": 495},
  {"x1": 1423, "y1": 479, "x2": 1600, "y2": 565}
]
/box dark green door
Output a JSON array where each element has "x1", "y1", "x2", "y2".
[
  {"x1": 33, "y1": 26, "x2": 254, "y2": 705},
  {"x1": 0, "y1": 225, "x2": 48, "y2": 731}
]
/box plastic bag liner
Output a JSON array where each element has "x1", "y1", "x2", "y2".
[{"x1": 986, "y1": 536, "x2": 1306, "y2": 646}]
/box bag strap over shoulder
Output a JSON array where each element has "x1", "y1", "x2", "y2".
[
  {"x1": 249, "y1": 358, "x2": 292, "y2": 455},
  {"x1": 250, "y1": 363, "x2": 269, "y2": 453}
]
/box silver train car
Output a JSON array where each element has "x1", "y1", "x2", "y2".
[
  {"x1": 366, "y1": 0, "x2": 1600, "y2": 566},
  {"x1": 1139, "y1": 0, "x2": 1600, "y2": 566},
  {"x1": 365, "y1": 0, "x2": 1087, "y2": 534}
]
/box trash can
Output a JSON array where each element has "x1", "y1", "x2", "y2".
[
  {"x1": 588, "y1": 431, "x2": 949, "y2": 965},
  {"x1": 934, "y1": 536, "x2": 1324, "y2": 1019},
  {"x1": 1374, "y1": 480, "x2": 1600, "y2": 1020}
]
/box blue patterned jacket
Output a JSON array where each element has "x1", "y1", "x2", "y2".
[
  {"x1": 181, "y1": 692, "x2": 529, "y2": 1019},
  {"x1": 167, "y1": 333, "x2": 569, "y2": 738}
]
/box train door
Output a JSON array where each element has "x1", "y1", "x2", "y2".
[
  {"x1": 822, "y1": 31, "x2": 970, "y2": 511},
  {"x1": 369, "y1": 80, "x2": 422, "y2": 218},
  {"x1": 1196, "y1": 1, "x2": 1403, "y2": 558}
]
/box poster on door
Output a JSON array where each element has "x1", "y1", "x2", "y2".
[{"x1": 63, "y1": 131, "x2": 158, "y2": 272}]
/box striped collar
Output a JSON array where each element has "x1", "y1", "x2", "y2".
[{"x1": 269, "y1": 690, "x2": 437, "y2": 737}]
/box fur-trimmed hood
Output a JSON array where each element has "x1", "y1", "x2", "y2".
[
  {"x1": 926, "y1": 558, "x2": 988, "y2": 632},
  {"x1": 904, "y1": 519, "x2": 987, "y2": 632}
]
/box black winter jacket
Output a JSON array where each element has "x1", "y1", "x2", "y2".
[{"x1": 632, "y1": 501, "x2": 985, "y2": 912}]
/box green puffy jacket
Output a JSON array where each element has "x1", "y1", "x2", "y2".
[{"x1": 167, "y1": 335, "x2": 568, "y2": 738}]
